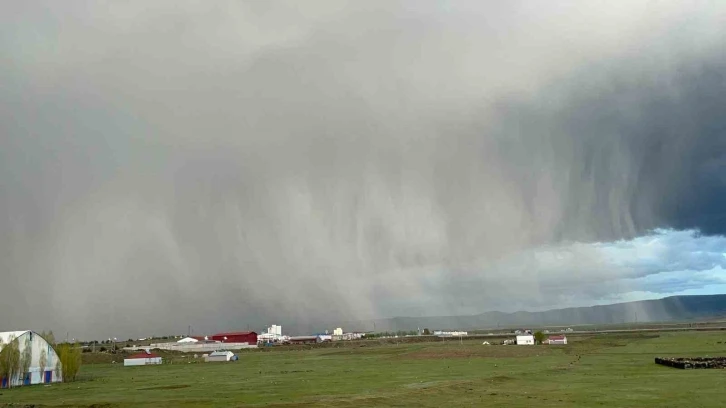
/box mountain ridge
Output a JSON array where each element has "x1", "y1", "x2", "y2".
[{"x1": 339, "y1": 294, "x2": 726, "y2": 332}]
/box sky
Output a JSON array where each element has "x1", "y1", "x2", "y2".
[{"x1": 1, "y1": 1, "x2": 726, "y2": 339}]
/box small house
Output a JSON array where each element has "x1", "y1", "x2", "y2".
[
  {"x1": 515, "y1": 335, "x2": 535, "y2": 345},
  {"x1": 547, "y1": 335, "x2": 567, "y2": 345}
]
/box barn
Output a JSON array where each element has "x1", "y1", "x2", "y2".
[
  {"x1": 123, "y1": 351, "x2": 162, "y2": 366},
  {"x1": 0, "y1": 330, "x2": 63, "y2": 387},
  {"x1": 211, "y1": 331, "x2": 257, "y2": 344}
]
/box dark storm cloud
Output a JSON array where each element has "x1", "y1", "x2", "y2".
[
  {"x1": 1, "y1": 1, "x2": 725, "y2": 338},
  {"x1": 488, "y1": 52, "x2": 726, "y2": 241}
]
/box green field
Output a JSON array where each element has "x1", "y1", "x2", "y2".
[{"x1": 1, "y1": 331, "x2": 725, "y2": 407}]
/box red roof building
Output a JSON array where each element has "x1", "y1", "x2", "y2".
[
  {"x1": 547, "y1": 335, "x2": 568, "y2": 345},
  {"x1": 124, "y1": 352, "x2": 163, "y2": 366},
  {"x1": 127, "y1": 352, "x2": 161, "y2": 359},
  {"x1": 211, "y1": 331, "x2": 257, "y2": 344}
]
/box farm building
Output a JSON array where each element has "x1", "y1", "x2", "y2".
[
  {"x1": 0, "y1": 330, "x2": 63, "y2": 387},
  {"x1": 211, "y1": 331, "x2": 257, "y2": 344},
  {"x1": 124, "y1": 351, "x2": 162, "y2": 366},
  {"x1": 205, "y1": 351, "x2": 237, "y2": 362},
  {"x1": 547, "y1": 335, "x2": 568, "y2": 345},
  {"x1": 516, "y1": 335, "x2": 535, "y2": 345}
]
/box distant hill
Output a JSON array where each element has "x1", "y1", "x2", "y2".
[{"x1": 343, "y1": 294, "x2": 726, "y2": 332}]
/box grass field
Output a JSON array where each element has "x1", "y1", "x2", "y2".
[{"x1": 1, "y1": 331, "x2": 725, "y2": 407}]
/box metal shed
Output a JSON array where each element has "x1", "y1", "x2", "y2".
[
  {"x1": 0, "y1": 330, "x2": 63, "y2": 387},
  {"x1": 205, "y1": 350, "x2": 237, "y2": 362}
]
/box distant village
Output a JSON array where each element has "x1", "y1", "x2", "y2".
[
  {"x1": 117, "y1": 325, "x2": 574, "y2": 366},
  {"x1": 0, "y1": 324, "x2": 576, "y2": 387}
]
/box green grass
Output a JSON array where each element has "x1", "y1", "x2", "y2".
[{"x1": 1, "y1": 331, "x2": 725, "y2": 407}]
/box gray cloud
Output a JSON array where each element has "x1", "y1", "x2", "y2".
[{"x1": 1, "y1": 1, "x2": 725, "y2": 338}]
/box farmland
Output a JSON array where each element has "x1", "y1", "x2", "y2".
[{"x1": 1, "y1": 331, "x2": 725, "y2": 407}]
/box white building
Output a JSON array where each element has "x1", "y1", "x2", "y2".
[
  {"x1": 258, "y1": 325, "x2": 284, "y2": 343},
  {"x1": 176, "y1": 337, "x2": 199, "y2": 343},
  {"x1": 516, "y1": 335, "x2": 535, "y2": 345},
  {"x1": 0, "y1": 330, "x2": 63, "y2": 387},
  {"x1": 205, "y1": 350, "x2": 237, "y2": 362},
  {"x1": 123, "y1": 350, "x2": 162, "y2": 366},
  {"x1": 434, "y1": 331, "x2": 468, "y2": 337},
  {"x1": 333, "y1": 328, "x2": 343, "y2": 336}
]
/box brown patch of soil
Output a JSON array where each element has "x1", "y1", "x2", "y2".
[{"x1": 137, "y1": 384, "x2": 190, "y2": 390}]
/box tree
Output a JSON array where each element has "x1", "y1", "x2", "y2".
[
  {"x1": 534, "y1": 331, "x2": 546, "y2": 345},
  {"x1": 19, "y1": 336, "x2": 32, "y2": 382},
  {"x1": 39, "y1": 331, "x2": 56, "y2": 346},
  {"x1": 39, "y1": 349, "x2": 48, "y2": 380},
  {"x1": 423, "y1": 328, "x2": 431, "y2": 335},
  {"x1": 56, "y1": 342, "x2": 82, "y2": 383},
  {"x1": 0, "y1": 335, "x2": 20, "y2": 387}
]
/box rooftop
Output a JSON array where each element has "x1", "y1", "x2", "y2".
[{"x1": 126, "y1": 352, "x2": 161, "y2": 359}]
